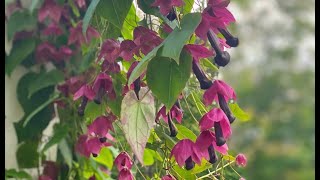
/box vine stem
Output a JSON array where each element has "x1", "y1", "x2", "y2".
[
  {"x1": 139, "y1": 88, "x2": 151, "y2": 101},
  {"x1": 134, "y1": 163, "x2": 147, "y2": 180},
  {"x1": 181, "y1": 92, "x2": 198, "y2": 124},
  {"x1": 229, "y1": 163, "x2": 242, "y2": 178},
  {"x1": 196, "y1": 161, "x2": 235, "y2": 180}
]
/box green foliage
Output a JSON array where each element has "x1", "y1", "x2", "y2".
[
  {"x1": 14, "y1": 72, "x2": 54, "y2": 142},
  {"x1": 200, "y1": 58, "x2": 219, "y2": 72},
  {"x1": 175, "y1": 124, "x2": 197, "y2": 141},
  {"x1": 128, "y1": 44, "x2": 163, "y2": 85},
  {"x1": 16, "y1": 141, "x2": 39, "y2": 168},
  {"x1": 5, "y1": 39, "x2": 35, "y2": 76},
  {"x1": 136, "y1": 0, "x2": 158, "y2": 15},
  {"x1": 28, "y1": 69, "x2": 64, "y2": 97},
  {"x1": 41, "y1": 124, "x2": 69, "y2": 153},
  {"x1": 93, "y1": 147, "x2": 114, "y2": 169},
  {"x1": 178, "y1": 0, "x2": 194, "y2": 14},
  {"x1": 6, "y1": 11, "x2": 37, "y2": 40},
  {"x1": 58, "y1": 139, "x2": 73, "y2": 167},
  {"x1": 121, "y1": 4, "x2": 140, "y2": 40},
  {"x1": 5, "y1": 169, "x2": 32, "y2": 180},
  {"x1": 159, "y1": 13, "x2": 201, "y2": 64},
  {"x1": 82, "y1": 0, "x2": 101, "y2": 34},
  {"x1": 84, "y1": 101, "x2": 107, "y2": 123},
  {"x1": 229, "y1": 102, "x2": 250, "y2": 122},
  {"x1": 143, "y1": 148, "x2": 155, "y2": 166},
  {"x1": 147, "y1": 51, "x2": 192, "y2": 110},
  {"x1": 95, "y1": 0, "x2": 133, "y2": 29}
]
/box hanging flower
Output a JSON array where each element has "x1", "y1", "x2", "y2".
[
  {"x1": 199, "y1": 108, "x2": 231, "y2": 146},
  {"x1": 170, "y1": 139, "x2": 202, "y2": 170},
  {"x1": 38, "y1": 0, "x2": 64, "y2": 23},
  {"x1": 203, "y1": 79, "x2": 237, "y2": 123},
  {"x1": 203, "y1": 80, "x2": 237, "y2": 106},
  {"x1": 235, "y1": 153, "x2": 247, "y2": 167},
  {"x1": 87, "y1": 116, "x2": 115, "y2": 141},
  {"x1": 98, "y1": 39, "x2": 121, "y2": 63},
  {"x1": 151, "y1": 0, "x2": 184, "y2": 16},
  {"x1": 194, "y1": 130, "x2": 229, "y2": 164},
  {"x1": 73, "y1": 84, "x2": 95, "y2": 116},
  {"x1": 119, "y1": 40, "x2": 138, "y2": 61},
  {"x1": 41, "y1": 22, "x2": 63, "y2": 36},
  {"x1": 161, "y1": 174, "x2": 177, "y2": 180},
  {"x1": 68, "y1": 21, "x2": 100, "y2": 46},
  {"x1": 118, "y1": 168, "x2": 134, "y2": 180},
  {"x1": 155, "y1": 105, "x2": 183, "y2": 124},
  {"x1": 75, "y1": 134, "x2": 112, "y2": 158},
  {"x1": 185, "y1": 44, "x2": 214, "y2": 62},
  {"x1": 133, "y1": 26, "x2": 163, "y2": 55},
  {"x1": 114, "y1": 152, "x2": 133, "y2": 171},
  {"x1": 92, "y1": 73, "x2": 114, "y2": 104}
]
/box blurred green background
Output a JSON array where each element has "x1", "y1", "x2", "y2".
[{"x1": 222, "y1": 0, "x2": 314, "y2": 179}]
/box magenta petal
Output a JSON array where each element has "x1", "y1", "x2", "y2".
[
  {"x1": 87, "y1": 137, "x2": 102, "y2": 155},
  {"x1": 105, "y1": 132, "x2": 115, "y2": 142},
  {"x1": 35, "y1": 42, "x2": 58, "y2": 62},
  {"x1": 38, "y1": 0, "x2": 63, "y2": 23},
  {"x1": 151, "y1": 0, "x2": 184, "y2": 15},
  {"x1": 212, "y1": 135, "x2": 228, "y2": 154},
  {"x1": 219, "y1": 113, "x2": 232, "y2": 139},
  {"x1": 214, "y1": 7, "x2": 235, "y2": 25},
  {"x1": 59, "y1": 46, "x2": 72, "y2": 56},
  {"x1": 98, "y1": 39, "x2": 121, "y2": 62},
  {"x1": 195, "y1": 130, "x2": 215, "y2": 150},
  {"x1": 87, "y1": 27, "x2": 100, "y2": 41},
  {"x1": 75, "y1": 0, "x2": 86, "y2": 8},
  {"x1": 42, "y1": 22, "x2": 63, "y2": 36},
  {"x1": 171, "y1": 105, "x2": 183, "y2": 124},
  {"x1": 235, "y1": 153, "x2": 247, "y2": 167},
  {"x1": 38, "y1": 175, "x2": 52, "y2": 180},
  {"x1": 87, "y1": 116, "x2": 114, "y2": 137},
  {"x1": 68, "y1": 22, "x2": 99, "y2": 46},
  {"x1": 199, "y1": 108, "x2": 232, "y2": 138},
  {"x1": 119, "y1": 40, "x2": 137, "y2": 61},
  {"x1": 185, "y1": 44, "x2": 214, "y2": 62},
  {"x1": 170, "y1": 139, "x2": 194, "y2": 167},
  {"x1": 133, "y1": 26, "x2": 163, "y2": 55},
  {"x1": 114, "y1": 152, "x2": 133, "y2": 171},
  {"x1": 160, "y1": 106, "x2": 169, "y2": 123},
  {"x1": 161, "y1": 175, "x2": 177, "y2": 180},
  {"x1": 73, "y1": 85, "x2": 95, "y2": 101},
  {"x1": 208, "y1": 0, "x2": 230, "y2": 7},
  {"x1": 192, "y1": 145, "x2": 209, "y2": 165},
  {"x1": 162, "y1": 23, "x2": 173, "y2": 33},
  {"x1": 75, "y1": 135, "x2": 91, "y2": 158},
  {"x1": 118, "y1": 168, "x2": 134, "y2": 180},
  {"x1": 195, "y1": 13, "x2": 211, "y2": 40},
  {"x1": 203, "y1": 80, "x2": 236, "y2": 106},
  {"x1": 218, "y1": 80, "x2": 237, "y2": 101},
  {"x1": 92, "y1": 73, "x2": 113, "y2": 93}
]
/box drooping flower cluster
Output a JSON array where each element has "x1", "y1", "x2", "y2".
[
  {"x1": 169, "y1": 0, "x2": 246, "y2": 171},
  {"x1": 114, "y1": 152, "x2": 134, "y2": 180},
  {"x1": 34, "y1": 0, "x2": 101, "y2": 65},
  {"x1": 194, "y1": 0, "x2": 238, "y2": 67},
  {"x1": 98, "y1": 26, "x2": 163, "y2": 64},
  {"x1": 155, "y1": 102, "x2": 183, "y2": 137},
  {"x1": 72, "y1": 72, "x2": 115, "y2": 116},
  {"x1": 75, "y1": 115, "x2": 116, "y2": 158},
  {"x1": 5, "y1": 0, "x2": 249, "y2": 178}
]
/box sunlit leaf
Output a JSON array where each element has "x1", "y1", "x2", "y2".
[{"x1": 120, "y1": 87, "x2": 156, "y2": 164}]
